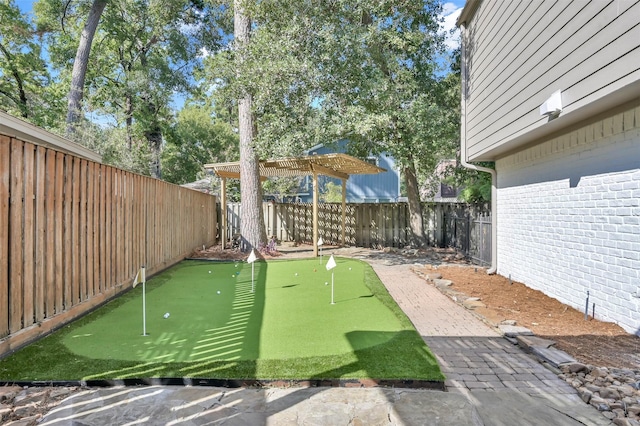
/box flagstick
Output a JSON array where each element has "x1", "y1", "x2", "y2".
[
  {"x1": 140, "y1": 265, "x2": 147, "y2": 336},
  {"x1": 247, "y1": 249, "x2": 257, "y2": 293},
  {"x1": 331, "y1": 271, "x2": 335, "y2": 305},
  {"x1": 325, "y1": 254, "x2": 337, "y2": 305},
  {"x1": 142, "y1": 280, "x2": 147, "y2": 336}
]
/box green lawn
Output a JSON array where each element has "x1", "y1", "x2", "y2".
[{"x1": 0, "y1": 258, "x2": 443, "y2": 382}]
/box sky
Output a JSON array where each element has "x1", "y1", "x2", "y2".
[
  {"x1": 12, "y1": 0, "x2": 464, "y2": 114},
  {"x1": 441, "y1": 1, "x2": 464, "y2": 50},
  {"x1": 14, "y1": 0, "x2": 464, "y2": 49}
]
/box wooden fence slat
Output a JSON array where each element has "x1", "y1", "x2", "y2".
[
  {"x1": 0, "y1": 136, "x2": 10, "y2": 337},
  {"x1": 34, "y1": 146, "x2": 46, "y2": 322},
  {"x1": 62, "y1": 155, "x2": 72, "y2": 309},
  {"x1": 9, "y1": 139, "x2": 24, "y2": 333},
  {"x1": 87, "y1": 162, "x2": 95, "y2": 298},
  {"x1": 54, "y1": 152, "x2": 65, "y2": 313},
  {"x1": 45, "y1": 149, "x2": 56, "y2": 318},
  {"x1": 23, "y1": 143, "x2": 35, "y2": 328},
  {"x1": 114, "y1": 170, "x2": 120, "y2": 284},
  {"x1": 124, "y1": 173, "x2": 130, "y2": 281},
  {"x1": 79, "y1": 159, "x2": 88, "y2": 301},
  {"x1": 105, "y1": 167, "x2": 112, "y2": 290},
  {"x1": 71, "y1": 157, "x2": 81, "y2": 306}
]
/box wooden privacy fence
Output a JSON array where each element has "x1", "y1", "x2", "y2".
[
  {"x1": 222, "y1": 202, "x2": 491, "y2": 264},
  {"x1": 0, "y1": 134, "x2": 217, "y2": 356}
]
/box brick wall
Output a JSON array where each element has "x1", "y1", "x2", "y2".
[{"x1": 496, "y1": 104, "x2": 640, "y2": 334}]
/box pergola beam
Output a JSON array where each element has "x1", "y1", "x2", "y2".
[
  {"x1": 309, "y1": 163, "x2": 349, "y2": 180},
  {"x1": 214, "y1": 170, "x2": 268, "y2": 182}
]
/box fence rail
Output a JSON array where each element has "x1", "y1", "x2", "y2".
[
  {"x1": 222, "y1": 202, "x2": 491, "y2": 264},
  {"x1": 0, "y1": 134, "x2": 217, "y2": 356}
]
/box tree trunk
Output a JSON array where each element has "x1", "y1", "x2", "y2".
[
  {"x1": 125, "y1": 92, "x2": 134, "y2": 149},
  {"x1": 0, "y1": 43, "x2": 29, "y2": 118},
  {"x1": 65, "y1": 0, "x2": 107, "y2": 135},
  {"x1": 145, "y1": 124, "x2": 163, "y2": 179},
  {"x1": 234, "y1": 0, "x2": 266, "y2": 252},
  {"x1": 404, "y1": 161, "x2": 427, "y2": 247}
]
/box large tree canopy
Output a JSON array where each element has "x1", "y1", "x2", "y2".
[
  {"x1": 34, "y1": 0, "x2": 225, "y2": 177},
  {"x1": 206, "y1": 0, "x2": 459, "y2": 246},
  {"x1": 0, "y1": 0, "x2": 62, "y2": 126}
]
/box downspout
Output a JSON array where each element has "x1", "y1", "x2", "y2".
[{"x1": 459, "y1": 22, "x2": 497, "y2": 274}]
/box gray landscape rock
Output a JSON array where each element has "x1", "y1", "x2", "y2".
[
  {"x1": 578, "y1": 388, "x2": 593, "y2": 403},
  {"x1": 601, "y1": 387, "x2": 622, "y2": 400},
  {"x1": 562, "y1": 362, "x2": 589, "y2": 374},
  {"x1": 433, "y1": 278, "x2": 453, "y2": 288},
  {"x1": 463, "y1": 299, "x2": 486, "y2": 310},
  {"x1": 561, "y1": 363, "x2": 640, "y2": 422},
  {"x1": 531, "y1": 347, "x2": 577, "y2": 368},
  {"x1": 515, "y1": 335, "x2": 556, "y2": 350},
  {"x1": 498, "y1": 324, "x2": 534, "y2": 337}
]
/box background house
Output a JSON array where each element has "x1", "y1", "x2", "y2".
[
  {"x1": 458, "y1": 1, "x2": 640, "y2": 334},
  {"x1": 296, "y1": 141, "x2": 401, "y2": 203},
  {"x1": 421, "y1": 159, "x2": 462, "y2": 202}
]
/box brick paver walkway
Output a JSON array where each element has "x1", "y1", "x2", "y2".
[{"x1": 370, "y1": 262, "x2": 577, "y2": 396}]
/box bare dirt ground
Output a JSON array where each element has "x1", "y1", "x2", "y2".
[{"x1": 423, "y1": 264, "x2": 640, "y2": 370}]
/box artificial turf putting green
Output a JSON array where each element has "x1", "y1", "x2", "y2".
[{"x1": 0, "y1": 258, "x2": 444, "y2": 382}]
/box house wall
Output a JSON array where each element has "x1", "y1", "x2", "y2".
[
  {"x1": 462, "y1": 0, "x2": 640, "y2": 161},
  {"x1": 496, "y1": 103, "x2": 640, "y2": 334},
  {"x1": 347, "y1": 152, "x2": 399, "y2": 202},
  {"x1": 305, "y1": 142, "x2": 400, "y2": 202}
]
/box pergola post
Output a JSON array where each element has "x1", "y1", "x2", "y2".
[
  {"x1": 313, "y1": 171, "x2": 319, "y2": 257},
  {"x1": 220, "y1": 177, "x2": 227, "y2": 250},
  {"x1": 341, "y1": 178, "x2": 347, "y2": 246}
]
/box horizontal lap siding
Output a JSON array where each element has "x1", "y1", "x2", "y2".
[
  {"x1": 465, "y1": 0, "x2": 640, "y2": 160},
  {"x1": 0, "y1": 136, "x2": 217, "y2": 357}
]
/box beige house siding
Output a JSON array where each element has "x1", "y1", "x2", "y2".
[{"x1": 461, "y1": 0, "x2": 640, "y2": 162}]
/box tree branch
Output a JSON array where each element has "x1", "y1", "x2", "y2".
[{"x1": 0, "y1": 41, "x2": 29, "y2": 117}]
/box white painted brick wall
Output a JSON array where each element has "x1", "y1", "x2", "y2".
[{"x1": 496, "y1": 105, "x2": 640, "y2": 334}]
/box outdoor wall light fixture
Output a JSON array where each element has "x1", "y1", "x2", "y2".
[{"x1": 539, "y1": 89, "x2": 563, "y2": 117}]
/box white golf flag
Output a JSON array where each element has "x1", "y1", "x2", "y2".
[
  {"x1": 326, "y1": 255, "x2": 336, "y2": 271},
  {"x1": 317, "y1": 237, "x2": 324, "y2": 246},
  {"x1": 247, "y1": 249, "x2": 257, "y2": 264},
  {"x1": 133, "y1": 266, "x2": 145, "y2": 288}
]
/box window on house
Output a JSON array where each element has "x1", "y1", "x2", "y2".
[
  {"x1": 440, "y1": 183, "x2": 457, "y2": 198},
  {"x1": 365, "y1": 157, "x2": 378, "y2": 166}
]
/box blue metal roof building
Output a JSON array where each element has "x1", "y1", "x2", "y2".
[{"x1": 297, "y1": 141, "x2": 401, "y2": 203}]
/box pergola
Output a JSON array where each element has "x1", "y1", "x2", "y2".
[{"x1": 204, "y1": 153, "x2": 386, "y2": 256}]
